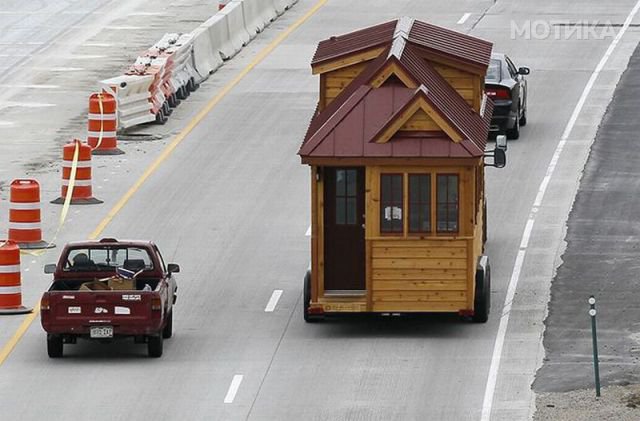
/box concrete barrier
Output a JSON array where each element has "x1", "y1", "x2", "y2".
[
  {"x1": 99, "y1": 75, "x2": 155, "y2": 129},
  {"x1": 273, "y1": 0, "x2": 298, "y2": 15},
  {"x1": 238, "y1": 0, "x2": 277, "y2": 37},
  {"x1": 220, "y1": 1, "x2": 251, "y2": 49},
  {"x1": 201, "y1": 14, "x2": 238, "y2": 61}
]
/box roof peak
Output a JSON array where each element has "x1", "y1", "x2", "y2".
[{"x1": 388, "y1": 17, "x2": 414, "y2": 59}]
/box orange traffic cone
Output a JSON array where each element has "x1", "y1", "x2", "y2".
[
  {"x1": 0, "y1": 240, "x2": 32, "y2": 315},
  {"x1": 87, "y1": 92, "x2": 123, "y2": 155},
  {"x1": 51, "y1": 139, "x2": 103, "y2": 205},
  {"x1": 8, "y1": 179, "x2": 55, "y2": 250}
]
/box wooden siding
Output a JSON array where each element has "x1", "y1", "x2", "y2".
[
  {"x1": 400, "y1": 109, "x2": 440, "y2": 131},
  {"x1": 323, "y1": 62, "x2": 369, "y2": 107},
  {"x1": 431, "y1": 63, "x2": 481, "y2": 110},
  {"x1": 371, "y1": 239, "x2": 469, "y2": 312}
]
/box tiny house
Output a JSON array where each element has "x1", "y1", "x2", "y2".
[{"x1": 298, "y1": 18, "x2": 504, "y2": 322}]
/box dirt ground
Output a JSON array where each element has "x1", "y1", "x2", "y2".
[{"x1": 535, "y1": 384, "x2": 640, "y2": 420}]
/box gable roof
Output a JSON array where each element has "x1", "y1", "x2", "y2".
[
  {"x1": 300, "y1": 38, "x2": 493, "y2": 160},
  {"x1": 311, "y1": 17, "x2": 492, "y2": 73}
]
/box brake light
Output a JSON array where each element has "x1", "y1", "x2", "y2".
[
  {"x1": 486, "y1": 87, "x2": 511, "y2": 100},
  {"x1": 151, "y1": 297, "x2": 162, "y2": 311},
  {"x1": 40, "y1": 296, "x2": 50, "y2": 311}
]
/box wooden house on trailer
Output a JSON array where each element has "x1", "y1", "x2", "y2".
[{"x1": 298, "y1": 17, "x2": 506, "y2": 322}]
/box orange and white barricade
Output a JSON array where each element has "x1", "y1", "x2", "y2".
[
  {"x1": 51, "y1": 139, "x2": 102, "y2": 205},
  {"x1": 8, "y1": 179, "x2": 54, "y2": 250},
  {"x1": 0, "y1": 240, "x2": 31, "y2": 315},
  {"x1": 88, "y1": 92, "x2": 123, "y2": 155}
]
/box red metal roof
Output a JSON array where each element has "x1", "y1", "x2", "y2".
[
  {"x1": 311, "y1": 18, "x2": 492, "y2": 71},
  {"x1": 300, "y1": 19, "x2": 494, "y2": 162},
  {"x1": 311, "y1": 20, "x2": 397, "y2": 66}
]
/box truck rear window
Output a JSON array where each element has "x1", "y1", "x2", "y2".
[{"x1": 65, "y1": 247, "x2": 153, "y2": 272}]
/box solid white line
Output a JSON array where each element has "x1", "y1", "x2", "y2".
[
  {"x1": 305, "y1": 225, "x2": 311, "y2": 236},
  {"x1": 0, "y1": 84, "x2": 59, "y2": 89},
  {"x1": 224, "y1": 375, "x2": 243, "y2": 403},
  {"x1": 457, "y1": 13, "x2": 471, "y2": 25},
  {"x1": 480, "y1": 1, "x2": 640, "y2": 420},
  {"x1": 264, "y1": 289, "x2": 283, "y2": 312}
]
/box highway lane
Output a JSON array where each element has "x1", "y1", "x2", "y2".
[{"x1": 1, "y1": 0, "x2": 640, "y2": 420}]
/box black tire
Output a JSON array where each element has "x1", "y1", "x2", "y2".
[
  {"x1": 148, "y1": 334, "x2": 163, "y2": 358},
  {"x1": 520, "y1": 106, "x2": 527, "y2": 126},
  {"x1": 168, "y1": 93, "x2": 180, "y2": 108},
  {"x1": 507, "y1": 108, "x2": 520, "y2": 139},
  {"x1": 47, "y1": 334, "x2": 63, "y2": 358},
  {"x1": 472, "y1": 263, "x2": 491, "y2": 323},
  {"x1": 303, "y1": 270, "x2": 322, "y2": 323},
  {"x1": 162, "y1": 312, "x2": 173, "y2": 339}
]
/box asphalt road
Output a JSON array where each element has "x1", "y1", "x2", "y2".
[
  {"x1": 1, "y1": 0, "x2": 639, "y2": 420},
  {"x1": 534, "y1": 41, "x2": 640, "y2": 393}
]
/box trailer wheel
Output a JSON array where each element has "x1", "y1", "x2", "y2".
[
  {"x1": 472, "y1": 262, "x2": 491, "y2": 323},
  {"x1": 148, "y1": 334, "x2": 163, "y2": 358},
  {"x1": 162, "y1": 312, "x2": 173, "y2": 339},
  {"x1": 303, "y1": 270, "x2": 322, "y2": 323},
  {"x1": 47, "y1": 334, "x2": 63, "y2": 358}
]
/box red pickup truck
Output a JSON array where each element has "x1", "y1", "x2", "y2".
[{"x1": 40, "y1": 238, "x2": 178, "y2": 358}]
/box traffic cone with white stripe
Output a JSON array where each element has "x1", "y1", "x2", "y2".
[
  {"x1": 51, "y1": 139, "x2": 103, "y2": 205},
  {"x1": 0, "y1": 240, "x2": 32, "y2": 315},
  {"x1": 8, "y1": 179, "x2": 54, "y2": 250},
  {"x1": 87, "y1": 92, "x2": 123, "y2": 155}
]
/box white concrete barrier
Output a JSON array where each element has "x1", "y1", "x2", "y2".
[
  {"x1": 192, "y1": 25, "x2": 223, "y2": 80},
  {"x1": 202, "y1": 14, "x2": 238, "y2": 61},
  {"x1": 273, "y1": 0, "x2": 298, "y2": 15},
  {"x1": 220, "y1": 1, "x2": 251, "y2": 50},
  {"x1": 239, "y1": 0, "x2": 277, "y2": 37},
  {"x1": 99, "y1": 75, "x2": 155, "y2": 129}
]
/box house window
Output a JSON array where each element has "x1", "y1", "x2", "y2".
[
  {"x1": 335, "y1": 169, "x2": 358, "y2": 225},
  {"x1": 437, "y1": 174, "x2": 459, "y2": 233},
  {"x1": 409, "y1": 174, "x2": 431, "y2": 233},
  {"x1": 380, "y1": 174, "x2": 403, "y2": 233}
]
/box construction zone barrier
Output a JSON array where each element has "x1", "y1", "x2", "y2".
[
  {"x1": 51, "y1": 139, "x2": 102, "y2": 205},
  {"x1": 96, "y1": 0, "x2": 297, "y2": 131},
  {"x1": 240, "y1": 0, "x2": 277, "y2": 36},
  {"x1": 8, "y1": 180, "x2": 54, "y2": 250},
  {"x1": 273, "y1": 0, "x2": 298, "y2": 16},
  {"x1": 99, "y1": 75, "x2": 155, "y2": 130},
  {"x1": 0, "y1": 240, "x2": 32, "y2": 315},
  {"x1": 88, "y1": 92, "x2": 123, "y2": 155},
  {"x1": 221, "y1": 1, "x2": 251, "y2": 50}
]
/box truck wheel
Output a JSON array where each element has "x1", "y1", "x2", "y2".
[
  {"x1": 162, "y1": 312, "x2": 173, "y2": 339},
  {"x1": 303, "y1": 270, "x2": 322, "y2": 323},
  {"x1": 148, "y1": 334, "x2": 163, "y2": 358},
  {"x1": 47, "y1": 334, "x2": 63, "y2": 358},
  {"x1": 472, "y1": 262, "x2": 491, "y2": 323},
  {"x1": 507, "y1": 108, "x2": 520, "y2": 140}
]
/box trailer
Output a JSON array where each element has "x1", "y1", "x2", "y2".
[{"x1": 298, "y1": 18, "x2": 506, "y2": 322}]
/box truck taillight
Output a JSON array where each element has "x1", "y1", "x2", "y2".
[
  {"x1": 40, "y1": 297, "x2": 50, "y2": 311},
  {"x1": 151, "y1": 297, "x2": 162, "y2": 311},
  {"x1": 486, "y1": 87, "x2": 511, "y2": 100}
]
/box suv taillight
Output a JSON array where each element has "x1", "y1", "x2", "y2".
[{"x1": 486, "y1": 87, "x2": 511, "y2": 100}]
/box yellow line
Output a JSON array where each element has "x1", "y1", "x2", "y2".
[{"x1": 0, "y1": 0, "x2": 327, "y2": 366}]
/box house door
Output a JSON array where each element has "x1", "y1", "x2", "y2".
[{"x1": 323, "y1": 167, "x2": 365, "y2": 291}]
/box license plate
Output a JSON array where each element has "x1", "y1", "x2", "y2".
[{"x1": 90, "y1": 326, "x2": 113, "y2": 338}]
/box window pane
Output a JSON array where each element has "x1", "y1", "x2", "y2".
[
  {"x1": 436, "y1": 175, "x2": 459, "y2": 233},
  {"x1": 346, "y1": 170, "x2": 356, "y2": 196},
  {"x1": 449, "y1": 176, "x2": 458, "y2": 201},
  {"x1": 346, "y1": 197, "x2": 356, "y2": 225},
  {"x1": 380, "y1": 174, "x2": 403, "y2": 234},
  {"x1": 409, "y1": 175, "x2": 431, "y2": 233},
  {"x1": 336, "y1": 170, "x2": 346, "y2": 196},
  {"x1": 336, "y1": 197, "x2": 345, "y2": 225}
]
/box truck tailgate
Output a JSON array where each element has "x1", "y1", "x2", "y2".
[{"x1": 43, "y1": 291, "x2": 161, "y2": 335}]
